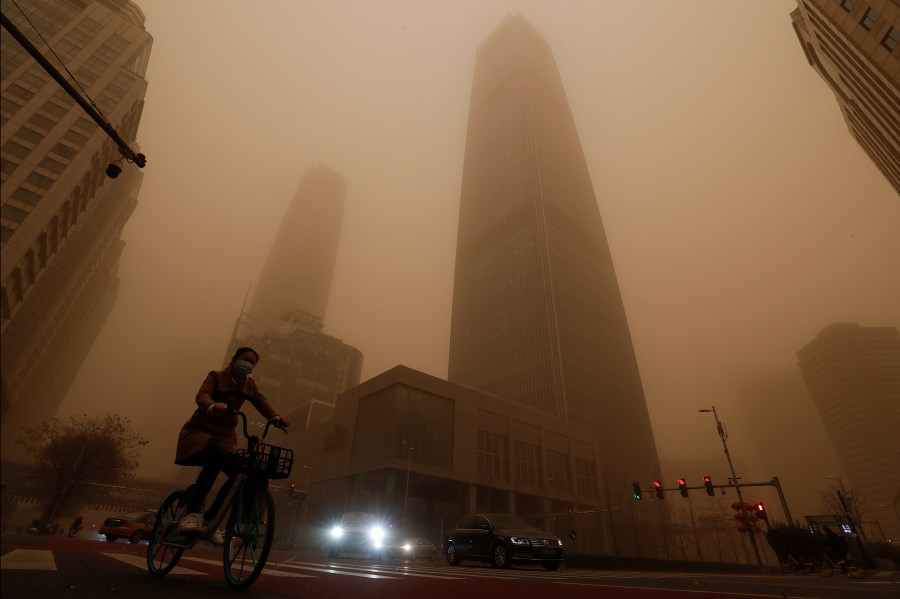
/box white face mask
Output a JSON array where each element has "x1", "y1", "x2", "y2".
[{"x1": 233, "y1": 360, "x2": 254, "y2": 376}]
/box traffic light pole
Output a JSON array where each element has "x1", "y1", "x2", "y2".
[{"x1": 699, "y1": 406, "x2": 764, "y2": 571}]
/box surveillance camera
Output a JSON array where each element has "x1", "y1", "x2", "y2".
[{"x1": 105, "y1": 159, "x2": 123, "y2": 179}]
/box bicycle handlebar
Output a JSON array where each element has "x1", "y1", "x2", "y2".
[{"x1": 216, "y1": 409, "x2": 285, "y2": 441}]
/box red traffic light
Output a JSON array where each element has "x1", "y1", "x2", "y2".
[
  {"x1": 677, "y1": 478, "x2": 689, "y2": 498},
  {"x1": 703, "y1": 476, "x2": 715, "y2": 496},
  {"x1": 756, "y1": 502, "x2": 768, "y2": 521},
  {"x1": 653, "y1": 480, "x2": 664, "y2": 499}
]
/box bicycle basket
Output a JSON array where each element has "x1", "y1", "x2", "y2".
[{"x1": 237, "y1": 442, "x2": 294, "y2": 479}]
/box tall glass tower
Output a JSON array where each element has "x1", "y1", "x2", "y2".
[
  {"x1": 247, "y1": 164, "x2": 345, "y2": 331},
  {"x1": 449, "y1": 15, "x2": 660, "y2": 488}
]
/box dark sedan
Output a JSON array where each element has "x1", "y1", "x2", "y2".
[{"x1": 446, "y1": 513, "x2": 564, "y2": 570}]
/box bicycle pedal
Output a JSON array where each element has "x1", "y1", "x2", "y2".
[{"x1": 162, "y1": 523, "x2": 198, "y2": 546}]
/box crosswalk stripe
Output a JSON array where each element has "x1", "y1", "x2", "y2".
[
  {"x1": 0, "y1": 549, "x2": 57, "y2": 571},
  {"x1": 180, "y1": 556, "x2": 314, "y2": 578},
  {"x1": 101, "y1": 552, "x2": 207, "y2": 575}
]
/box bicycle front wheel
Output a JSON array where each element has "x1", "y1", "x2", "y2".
[
  {"x1": 781, "y1": 557, "x2": 799, "y2": 574},
  {"x1": 844, "y1": 559, "x2": 866, "y2": 579},
  {"x1": 223, "y1": 483, "x2": 275, "y2": 590},
  {"x1": 819, "y1": 559, "x2": 834, "y2": 577},
  {"x1": 147, "y1": 489, "x2": 188, "y2": 577}
]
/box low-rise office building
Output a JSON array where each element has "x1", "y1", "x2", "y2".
[{"x1": 282, "y1": 365, "x2": 623, "y2": 556}]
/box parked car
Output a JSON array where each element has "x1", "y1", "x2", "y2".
[
  {"x1": 446, "y1": 513, "x2": 564, "y2": 570},
  {"x1": 327, "y1": 512, "x2": 388, "y2": 559},
  {"x1": 386, "y1": 537, "x2": 437, "y2": 561},
  {"x1": 98, "y1": 510, "x2": 157, "y2": 543}
]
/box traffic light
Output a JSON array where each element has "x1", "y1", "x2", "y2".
[
  {"x1": 678, "y1": 478, "x2": 689, "y2": 498},
  {"x1": 653, "y1": 480, "x2": 664, "y2": 499},
  {"x1": 289, "y1": 482, "x2": 298, "y2": 498},
  {"x1": 755, "y1": 502, "x2": 768, "y2": 521},
  {"x1": 632, "y1": 482, "x2": 642, "y2": 501},
  {"x1": 703, "y1": 475, "x2": 714, "y2": 496}
]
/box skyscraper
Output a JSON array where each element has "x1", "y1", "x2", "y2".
[
  {"x1": 449, "y1": 15, "x2": 660, "y2": 489},
  {"x1": 0, "y1": 0, "x2": 151, "y2": 454},
  {"x1": 790, "y1": 1, "x2": 900, "y2": 195},
  {"x1": 229, "y1": 163, "x2": 361, "y2": 417},
  {"x1": 247, "y1": 164, "x2": 345, "y2": 331},
  {"x1": 735, "y1": 370, "x2": 843, "y2": 518},
  {"x1": 797, "y1": 323, "x2": 900, "y2": 540}
]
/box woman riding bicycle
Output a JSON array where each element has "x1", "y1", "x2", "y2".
[{"x1": 175, "y1": 346, "x2": 290, "y2": 537}]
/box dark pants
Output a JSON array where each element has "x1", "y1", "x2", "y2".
[{"x1": 182, "y1": 438, "x2": 239, "y2": 520}]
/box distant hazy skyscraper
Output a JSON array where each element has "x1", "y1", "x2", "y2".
[
  {"x1": 736, "y1": 371, "x2": 843, "y2": 518},
  {"x1": 231, "y1": 164, "x2": 360, "y2": 417},
  {"x1": 790, "y1": 1, "x2": 900, "y2": 195},
  {"x1": 449, "y1": 15, "x2": 660, "y2": 488},
  {"x1": 797, "y1": 323, "x2": 900, "y2": 540},
  {"x1": 247, "y1": 164, "x2": 345, "y2": 330},
  {"x1": 0, "y1": 0, "x2": 151, "y2": 454}
]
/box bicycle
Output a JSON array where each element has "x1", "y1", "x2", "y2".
[
  {"x1": 146, "y1": 410, "x2": 293, "y2": 590},
  {"x1": 780, "y1": 552, "x2": 819, "y2": 574},
  {"x1": 819, "y1": 553, "x2": 866, "y2": 579}
]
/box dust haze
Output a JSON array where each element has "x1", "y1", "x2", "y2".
[{"x1": 56, "y1": 0, "x2": 900, "y2": 517}]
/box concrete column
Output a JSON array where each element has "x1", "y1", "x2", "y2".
[{"x1": 467, "y1": 484, "x2": 477, "y2": 514}]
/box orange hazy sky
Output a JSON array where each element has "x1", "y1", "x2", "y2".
[{"x1": 56, "y1": 1, "x2": 898, "y2": 512}]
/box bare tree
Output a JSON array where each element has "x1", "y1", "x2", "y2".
[
  {"x1": 819, "y1": 484, "x2": 867, "y2": 534},
  {"x1": 19, "y1": 413, "x2": 148, "y2": 528}
]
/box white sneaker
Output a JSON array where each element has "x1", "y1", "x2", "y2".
[{"x1": 177, "y1": 513, "x2": 203, "y2": 532}]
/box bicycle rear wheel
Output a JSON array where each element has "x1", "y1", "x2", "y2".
[
  {"x1": 818, "y1": 559, "x2": 834, "y2": 577},
  {"x1": 780, "y1": 555, "x2": 799, "y2": 574},
  {"x1": 147, "y1": 489, "x2": 188, "y2": 577},
  {"x1": 223, "y1": 483, "x2": 275, "y2": 590},
  {"x1": 844, "y1": 559, "x2": 866, "y2": 579}
]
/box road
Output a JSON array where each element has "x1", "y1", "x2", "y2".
[{"x1": 2, "y1": 536, "x2": 896, "y2": 599}]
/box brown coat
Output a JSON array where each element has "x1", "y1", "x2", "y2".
[{"x1": 174, "y1": 368, "x2": 278, "y2": 465}]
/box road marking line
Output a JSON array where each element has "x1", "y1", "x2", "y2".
[
  {"x1": 101, "y1": 552, "x2": 207, "y2": 575},
  {"x1": 262, "y1": 560, "x2": 397, "y2": 579},
  {"x1": 180, "y1": 556, "x2": 314, "y2": 578},
  {"x1": 275, "y1": 560, "x2": 458, "y2": 580},
  {"x1": 0, "y1": 549, "x2": 57, "y2": 571}
]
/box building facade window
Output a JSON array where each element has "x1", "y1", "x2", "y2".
[
  {"x1": 547, "y1": 449, "x2": 571, "y2": 493},
  {"x1": 882, "y1": 27, "x2": 899, "y2": 51},
  {"x1": 478, "y1": 430, "x2": 508, "y2": 480},
  {"x1": 5, "y1": 83, "x2": 35, "y2": 102},
  {"x1": 11, "y1": 187, "x2": 42, "y2": 206},
  {"x1": 1, "y1": 203, "x2": 28, "y2": 224},
  {"x1": 1, "y1": 157, "x2": 18, "y2": 178},
  {"x1": 573, "y1": 457, "x2": 598, "y2": 499},
  {"x1": 514, "y1": 439, "x2": 540, "y2": 486},
  {"x1": 860, "y1": 8, "x2": 877, "y2": 31},
  {"x1": 839, "y1": 0, "x2": 854, "y2": 12}
]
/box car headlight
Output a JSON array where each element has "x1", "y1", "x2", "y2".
[
  {"x1": 369, "y1": 526, "x2": 385, "y2": 542},
  {"x1": 510, "y1": 536, "x2": 530, "y2": 545},
  {"x1": 330, "y1": 526, "x2": 344, "y2": 539},
  {"x1": 402, "y1": 543, "x2": 412, "y2": 552},
  {"x1": 557, "y1": 539, "x2": 563, "y2": 546}
]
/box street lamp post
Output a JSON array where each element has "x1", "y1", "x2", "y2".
[
  {"x1": 300, "y1": 465, "x2": 311, "y2": 538},
  {"x1": 698, "y1": 406, "x2": 763, "y2": 570},
  {"x1": 403, "y1": 446, "x2": 415, "y2": 530}
]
